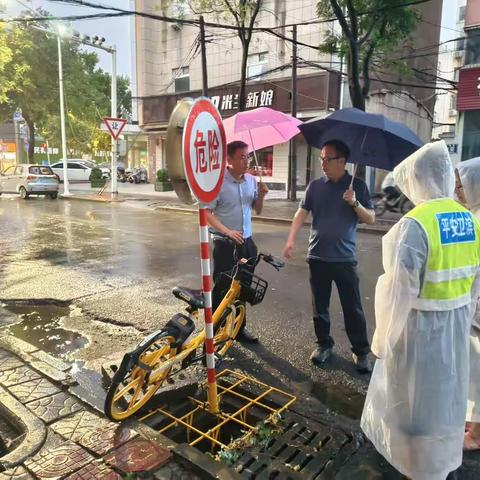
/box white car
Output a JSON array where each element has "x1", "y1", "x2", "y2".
[
  {"x1": 50, "y1": 160, "x2": 109, "y2": 182},
  {"x1": 0, "y1": 164, "x2": 59, "y2": 199},
  {"x1": 77, "y1": 160, "x2": 110, "y2": 179}
]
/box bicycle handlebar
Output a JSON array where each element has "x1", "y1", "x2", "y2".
[{"x1": 208, "y1": 229, "x2": 284, "y2": 271}]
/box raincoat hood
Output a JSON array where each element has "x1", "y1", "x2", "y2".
[
  {"x1": 393, "y1": 140, "x2": 454, "y2": 206},
  {"x1": 457, "y1": 157, "x2": 480, "y2": 214}
]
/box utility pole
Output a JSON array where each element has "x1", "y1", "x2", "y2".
[
  {"x1": 287, "y1": 24, "x2": 298, "y2": 201},
  {"x1": 57, "y1": 34, "x2": 70, "y2": 196},
  {"x1": 199, "y1": 16, "x2": 208, "y2": 96},
  {"x1": 111, "y1": 46, "x2": 118, "y2": 196}
]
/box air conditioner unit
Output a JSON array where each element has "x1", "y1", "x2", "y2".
[{"x1": 449, "y1": 109, "x2": 457, "y2": 117}]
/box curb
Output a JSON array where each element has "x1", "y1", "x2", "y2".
[
  {"x1": 60, "y1": 194, "x2": 125, "y2": 203},
  {"x1": 61, "y1": 194, "x2": 394, "y2": 235},
  {"x1": 153, "y1": 205, "x2": 392, "y2": 235},
  {"x1": 0, "y1": 386, "x2": 47, "y2": 470}
]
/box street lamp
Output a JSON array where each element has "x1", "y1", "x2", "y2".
[
  {"x1": 15, "y1": 21, "x2": 119, "y2": 196},
  {"x1": 56, "y1": 24, "x2": 71, "y2": 196},
  {"x1": 73, "y1": 31, "x2": 118, "y2": 196}
]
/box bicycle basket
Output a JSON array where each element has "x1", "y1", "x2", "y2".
[{"x1": 238, "y1": 270, "x2": 268, "y2": 305}]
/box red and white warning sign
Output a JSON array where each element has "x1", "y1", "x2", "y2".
[
  {"x1": 103, "y1": 117, "x2": 127, "y2": 140},
  {"x1": 182, "y1": 98, "x2": 227, "y2": 204}
]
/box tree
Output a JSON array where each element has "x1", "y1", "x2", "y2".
[
  {"x1": 0, "y1": 21, "x2": 131, "y2": 161},
  {"x1": 186, "y1": 0, "x2": 263, "y2": 111},
  {"x1": 317, "y1": 0, "x2": 421, "y2": 111}
]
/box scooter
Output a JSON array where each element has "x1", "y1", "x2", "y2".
[{"x1": 372, "y1": 188, "x2": 414, "y2": 216}]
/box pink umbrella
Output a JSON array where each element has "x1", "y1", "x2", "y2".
[{"x1": 223, "y1": 107, "x2": 302, "y2": 177}]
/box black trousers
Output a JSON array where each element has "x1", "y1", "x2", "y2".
[
  {"x1": 212, "y1": 237, "x2": 257, "y2": 325},
  {"x1": 308, "y1": 259, "x2": 370, "y2": 356}
]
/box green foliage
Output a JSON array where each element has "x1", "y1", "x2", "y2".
[
  {"x1": 156, "y1": 169, "x2": 170, "y2": 182},
  {"x1": 317, "y1": 0, "x2": 421, "y2": 107},
  {"x1": 0, "y1": 17, "x2": 131, "y2": 160},
  {"x1": 212, "y1": 413, "x2": 285, "y2": 467},
  {"x1": 89, "y1": 167, "x2": 103, "y2": 180}
]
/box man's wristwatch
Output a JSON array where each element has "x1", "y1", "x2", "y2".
[{"x1": 352, "y1": 200, "x2": 360, "y2": 209}]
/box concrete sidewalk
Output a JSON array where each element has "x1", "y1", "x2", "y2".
[{"x1": 61, "y1": 183, "x2": 399, "y2": 234}]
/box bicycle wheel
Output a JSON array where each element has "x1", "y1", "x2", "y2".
[
  {"x1": 215, "y1": 302, "x2": 245, "y2": 357},
  {"x1": 104, "y1": 331, "x2": 175, "y2": 421},
  {"x1": 400, "y1": 198, "x2": 414, "y2": 214},
  {"x1": 373, "y1": 196, "x2": 386, "y2": 216}
]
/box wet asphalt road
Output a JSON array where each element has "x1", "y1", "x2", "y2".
[{"x1": 0, "y1": 195, "x2": 383, "y2": 414}]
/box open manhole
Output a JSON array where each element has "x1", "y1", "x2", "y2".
[{"x1": 138, "y1": 369, "x2": 355, "y2": 478}]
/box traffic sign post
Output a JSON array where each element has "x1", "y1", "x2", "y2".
[
  {"x1": 103, "y1": 117, "x2": 127, "y2": 195},
  {"x1": 182, "y1": 98, "x2": 227, "y2": 414}
]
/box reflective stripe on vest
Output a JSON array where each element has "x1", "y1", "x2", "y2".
[{"x1": 405, "y1": 198, "x2": 480, "y2": 311}]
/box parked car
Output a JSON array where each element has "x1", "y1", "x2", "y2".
[
  {"x1": 0, "y1": 164, "x2": 59, "y2": 199},
  {"x1": 50, "y1": 160, "x2": 92, "y2": 182},
  {"x1": 76, "y1": 160, "x2": 110, "y2": 179}
]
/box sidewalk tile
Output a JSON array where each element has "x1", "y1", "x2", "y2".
[
  {"x1": 76, "y1": 424, "x2": 137, "y2": 456},
  {"x1": 25, "y1": 392, "x2": 84, "y2": 424},
  {"x1": 50, "y1": 410, "x2": 113, "y2": 442},
  {"x1": 0, "y1": 356, "x2": 24, "y2": 373},
  {"x1": 64, "y1": 460, "x2": 121, "y2": 480},
  {"x1": 104, "y1": 437, "x2": 172, "y2": 474},
  {"x1": 0, "y1": 466, "x2": 34, "y2": 479},
  {"x1": 25, "y1": 442, "x2": 94, "y2": 479},
  {"x1": 9, "y1": 378, "x2": 61, "y2": 403},
  {"x1": 0, "y1": 365, "x2": 41, "y2": 387}
]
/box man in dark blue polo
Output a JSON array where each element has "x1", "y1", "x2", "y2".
[
  {"x1": 206, "y1": 140, "x2": 268, "y2": 343},
  {"x1": 283, "y1": 139, "x2": 375, "y2": 372}
]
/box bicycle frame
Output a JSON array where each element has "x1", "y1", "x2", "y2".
[{"x1": 146, "y1": 277, "x2": 244, "y2": 385}]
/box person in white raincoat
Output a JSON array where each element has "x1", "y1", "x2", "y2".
[
  {"x1": 455, "y1": 157, "x2": 480, "y2": 450},
  {"x1": 360, "y1": 141, "x2": 480, "y2": 480}
]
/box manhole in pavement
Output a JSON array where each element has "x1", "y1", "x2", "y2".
[
  {"x1": 1, "y1": 304, "x2": 88, "y2": 361},
  {"x1": 231, "y1": 411, "x2": 354, "y2": 479},
  {"x1": 139, "y1": 370, "x2": 355, "y2": 479}
]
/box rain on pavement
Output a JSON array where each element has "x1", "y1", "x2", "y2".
[{"x1": 0, "y1": 196, "x2": 383, "y2": 417}]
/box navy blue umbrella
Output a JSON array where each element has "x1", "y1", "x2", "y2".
[{"x1": 298, "y1": 108, "x2": 423, "y2": 171}]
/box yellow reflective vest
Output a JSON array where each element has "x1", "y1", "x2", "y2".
[{"x1": 405, "y1": 198, "x2": 480, "y2": 311}]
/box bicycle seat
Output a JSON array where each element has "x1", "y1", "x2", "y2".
[{"x1": 172, "y1": 286, "x2": 204, "y2": 309}]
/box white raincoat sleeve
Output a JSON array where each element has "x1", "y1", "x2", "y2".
[
  {"x1": 467, "y1": 227, "x2": 480, "y2": 422},
  {"x1": 371, "y1": 217, "x2": 427, "y2": 359}
]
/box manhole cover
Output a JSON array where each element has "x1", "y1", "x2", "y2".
[{"x1": 232, "y1": 411, "x2": 356, "y2": 479}]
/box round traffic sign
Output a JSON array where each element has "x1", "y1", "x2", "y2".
[{"x1": 182, "y1": 98, "x2": 227, "y2": 204}]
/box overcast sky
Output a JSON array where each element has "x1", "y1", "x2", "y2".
[
  {"x1": 3, "y1": 0, "x2": 461, "y2": 80},
  {"x1": 5, "y1": 0, "x2": 132, "y2": 77}
]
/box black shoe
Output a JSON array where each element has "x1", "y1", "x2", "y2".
[
  {"x1": 310, "y1": 346, "x2": 333, "y2": 366},
  {"x1": 237, "y1": 328, "x2": 259, "y2": 344},
  {"x1": 352, "y1": 353, "x2": 372, "y2": 373}
]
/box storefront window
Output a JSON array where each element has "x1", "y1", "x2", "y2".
[
  {"x1": 465, "y1": 30, "x2": 480, "y2": 65},
  {"x1": 248, "y1": 146, "x2": 273, "y2": 176},
  {"x1": 462, "y1": 110, "x2": 480, "y2": 160}
]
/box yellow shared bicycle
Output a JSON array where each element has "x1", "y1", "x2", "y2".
[{"x1": 104, "y1": 234, "x2": 284, "y2": 421}]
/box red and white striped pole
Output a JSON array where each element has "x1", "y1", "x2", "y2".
[{"x1": 198, "y1": 207, "x2": 219, "y2": 414}]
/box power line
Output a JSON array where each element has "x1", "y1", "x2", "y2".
[{"x1": 48, "y1": 0, "x2": 432, "y2": 29}]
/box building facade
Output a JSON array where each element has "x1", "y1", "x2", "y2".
[
  {"x1": 433, "y1": 0, "x2": 465, "y2": 163},
  {"x1": 133, "y1": 0, "x2": 442, "y2": 189},
  {"x1": 456, "y1": 0, "x2": 480, "y2": 161}
]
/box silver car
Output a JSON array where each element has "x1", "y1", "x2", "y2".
[{"x1": 0, "y1": 164, "x2": 59, "y2": 199}]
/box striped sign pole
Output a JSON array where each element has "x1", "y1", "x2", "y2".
[
  {"x1": 198, "y1": 207, "x2": 219, "y2": 413},
  {"x1": 181, "y1": 98, "x2": 227, "y2": 415}
]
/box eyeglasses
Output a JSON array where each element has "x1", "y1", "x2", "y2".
[{"x1": 320, "y1": 155, "x2": 343, "y2": 162}]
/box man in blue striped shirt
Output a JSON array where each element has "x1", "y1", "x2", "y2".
[{"x1": 206, "y1": 140, "x2": 268, "y2": 343}]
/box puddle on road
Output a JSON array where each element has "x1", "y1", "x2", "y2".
[
  {"x1": 310, "y1": 381, "x2": 365, "y2": 419},
  {"x1": 1, "y1": 304, "x2": 88, "y2": 361}
]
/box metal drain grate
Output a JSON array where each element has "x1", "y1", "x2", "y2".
[{"x1": 233, "y1": 411, "x2": 355, "y2": 479}]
